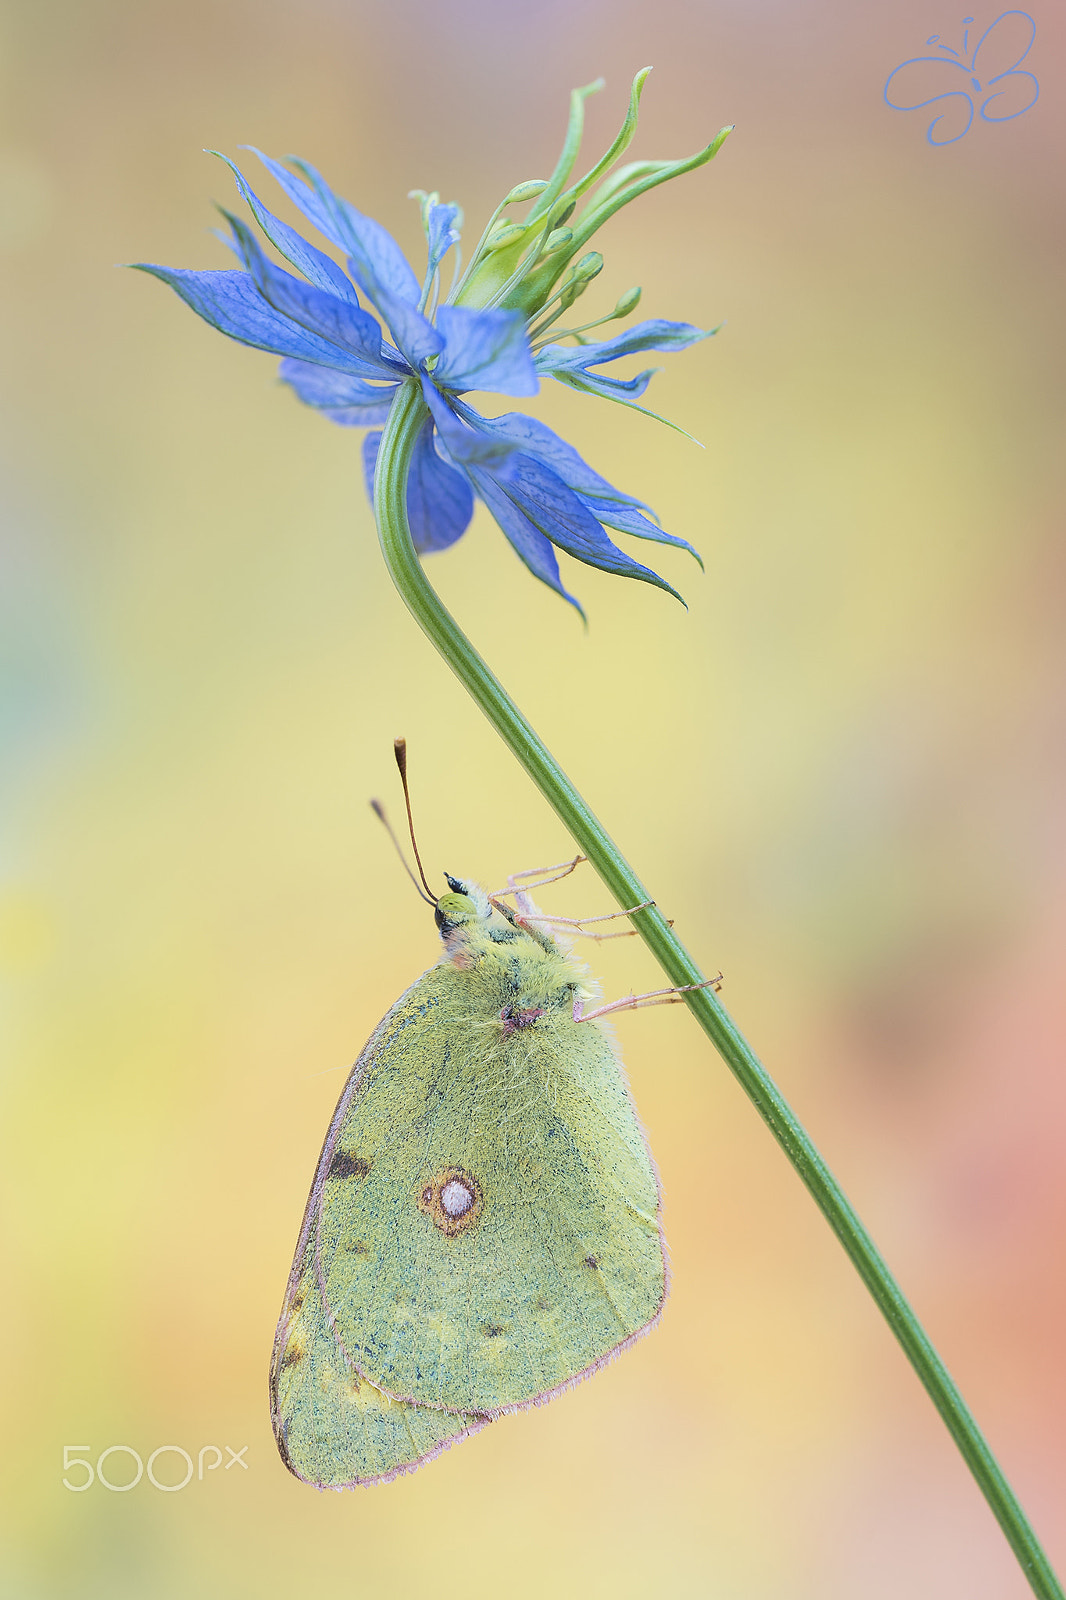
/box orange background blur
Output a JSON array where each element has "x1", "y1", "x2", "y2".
[{"x1": 1, "y1": 1, "x2": 1064, "y2": 1595}]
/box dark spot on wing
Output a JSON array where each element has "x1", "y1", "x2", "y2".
[
  {"x1": 482, "y1": 1323, "x2": 507, "y2": 1338},
  {"x1": 329, "y1": 1150, "x2": 371, "y2": 1180},
  {"x1": 585, "y1": 1255, "x2": 599, "y2": 1269},
  {"x1": 280, "y1": 1343, "x2": 305, "y2": 1369}
]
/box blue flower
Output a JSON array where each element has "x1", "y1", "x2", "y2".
[{"x1": 134, "y1": 76, "x2": 731, "y2": 612}]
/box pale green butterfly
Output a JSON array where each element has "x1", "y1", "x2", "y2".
[{"x1": 270, "y1": 744, "x2": 703, "y2": 1489}]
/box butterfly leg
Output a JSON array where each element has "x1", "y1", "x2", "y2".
[
  {"x1": 544, "y1": 903, "x2": 655, "y2": 925},
  {"x1": 495, "y1": 855, "x2": 587, "y2": 906},
  {"x1": 573, "y1": 975, "x2": 723, "y2": 1023},
  {"x1": 525, "y1": 903, "x2": 670, "y2": 941},
  {"x1": 506, "y1": 856, "x2": 586, "y2": 885}
]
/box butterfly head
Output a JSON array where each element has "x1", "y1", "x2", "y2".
[
  {"x1": 434, "y1": 875, "x2": 489, "y2": 936},
  {"x1": 372, "y1": 744, "x2": 553, "y2": 948}
]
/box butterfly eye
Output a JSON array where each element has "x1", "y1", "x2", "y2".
[{"x1": 435, "y1": 892, "x2": 479, "y2": 934}]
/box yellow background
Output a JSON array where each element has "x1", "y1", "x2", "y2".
[{"x1": 1, "y1": 0, "x2": 1063, "y2": 1594}]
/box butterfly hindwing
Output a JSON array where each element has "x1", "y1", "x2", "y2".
[{"x1": 270, "y1": 1192, "x2": 489, "y2": 1487}]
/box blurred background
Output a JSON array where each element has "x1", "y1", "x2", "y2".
[{"x1": 1, "y1": 0, "x2": 1064, "y2": 1594}]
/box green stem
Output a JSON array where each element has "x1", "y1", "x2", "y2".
[{"x1": 374, "y1": 377, "x2": 1062, "y2": 1600}]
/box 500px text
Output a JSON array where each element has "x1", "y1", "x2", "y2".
[{"x1": 62, "y1": 1444, "x2": 248, "y2": 1491}]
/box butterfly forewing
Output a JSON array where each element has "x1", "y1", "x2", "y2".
[{"x1": 271, "y1": 896, "x2": 667, "y2": 1483}]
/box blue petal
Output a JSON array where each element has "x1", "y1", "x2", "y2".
[
  {"x1": 212, "y1": 153, "x2": 359, "y2": 304},
  {"x1": 481, "y1": 453, "x2": 683, "y2": 601},
  {"x1": 345, "y1": 258, "x2": 443, "y2": 369},
  {"x1": 424, "y1": 200, "x2": 462, "y2": 278},
  {"x1": 414, "y1": 389, "x2": 578, "y2": 605},
  {"x1": 535, "y1": 319, "x2": 715, "y2": 374},
  {"x1": 244, "y1": 148, "x2": 348, "y2": 252},
  {"x1": 577, "y1": 493, "x2": 701, "y2": 562},
  {"x1": 464, "y1": 465, "x2": 583, "y2": 613},
  {"x1": 421, "y1": 381, "x2": 518, "y2": 466},
  {"x1": 280, "y1": 360, "x2": 398, "y2": 424},
  {"x1": 421, "y1": 391, "x2": 694, "y2": 590},
  {"x1": 132, "y1": 265, "x2": 393, "y2": 375},
  {"x1": 462, "y1": 410, "x2": 654, "y2": 511},
  {"x1": 550, "y1": 366, "x2": 659, "y2": 400},
  {"x1": 220, "y1": 212, "x2": 399, "y2": 376},
  {"x1": 247, "y1": 148, "x2": 422, "y2": 306},
  {"x1": 407, "y1": 427, "x2": 475, "y2": 553},
  {"x1": 244, "y1": 153, "x2": 440, "y2": 365},
  {"x1": 363, "y1": 422, "x2": 474, "y2": 554},
  {"x1": 433, "y1": 307, "x2": 539, "y2": 397},
  {"x1": 362, "y1": 432, "x2": 382, "y2": 506}
]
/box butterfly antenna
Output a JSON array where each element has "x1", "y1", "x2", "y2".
[
  {"x1": 392, "y1": 737, "x2": 437, "y2": 903},
  {"x1": 370, "y1": 798, "x2": 436, "y2": 907}
]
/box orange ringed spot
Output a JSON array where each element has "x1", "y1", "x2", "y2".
[{"x1": 417, "y1": 1166, "x2": 483, "y2": 1237}]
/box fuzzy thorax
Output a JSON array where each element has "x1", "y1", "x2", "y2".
[{"x1": 435, "y1": 880, "x2": 598, "y2": 1021}]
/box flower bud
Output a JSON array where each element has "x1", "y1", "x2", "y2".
[
  {"x1": 571, "y1": 251, "x2": 604, "y2": 282},
  {"x1": 484, "y1": 221, "x2": 527, "y2": 252},
  {"x1": 503, "y1": 179, "x2": 549, "y2": 204}
]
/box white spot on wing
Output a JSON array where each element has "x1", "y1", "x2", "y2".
[{"x1": 440, "y1": 1178, "x2": 474, "y2": 1218}]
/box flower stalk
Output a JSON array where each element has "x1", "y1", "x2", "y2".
[{"x1": 374, "y1": 376, "x2": 1064, "y2": 1600}]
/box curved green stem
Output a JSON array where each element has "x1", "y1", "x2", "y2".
[{"x1": 374, "y1": 377, "x2": 1063, "y2": 1600}]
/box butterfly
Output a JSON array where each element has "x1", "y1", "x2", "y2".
[
  {"x1": 269, "y1": 745, "x2": 696, "y2": 1489},
  {"x1": 883, "y1": 10, "x2": 1039, "y2": 146}
]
